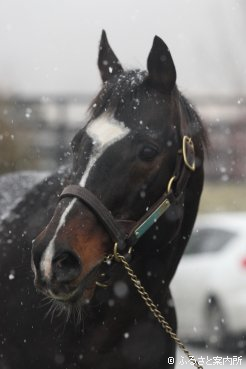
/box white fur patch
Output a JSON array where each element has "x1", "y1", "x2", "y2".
[
  {"x1": 80, "y1": 115, "x2": 130, "y2": 186},
  {"x1": 40, "y1": 115, "x2": 130, "y2": 280},
  {"x1": 40, "y1": 199, "x2": 76, "y2": 279}
]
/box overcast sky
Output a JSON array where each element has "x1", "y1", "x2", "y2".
[{"x1": 0, "y1": 0, "x2": 245, "y2": 97}]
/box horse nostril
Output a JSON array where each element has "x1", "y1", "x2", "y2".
[{"x1": 52, "y1": 251, "x2": 81, "y2": 283}]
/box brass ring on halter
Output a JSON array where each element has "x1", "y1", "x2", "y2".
[
  {"x1": 114, "y1": 242, "x2": 133, "y2": 263},
  {"x1": 113, "y1": 242, "x2": 121, "y2": 262},
  {"x1": 95, "y1": 281, "x2": 108, "y2": 288},
  {"x1": 167, "y1": 176, "x2": 176, "y2": 193}
]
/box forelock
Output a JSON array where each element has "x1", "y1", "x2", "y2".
[{"x1": 89, "y1": 70, "x2": 147, "y2": 120}]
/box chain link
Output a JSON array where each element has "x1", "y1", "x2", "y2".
[{"x1": 112, "y1": 248, "x2": 203, "y2": 369}]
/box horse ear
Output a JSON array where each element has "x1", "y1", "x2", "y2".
[
  {"x1": 147, "y1": 36, "x2": 176, "y2": 93},
  {"x1": 98, "y1": 30, "x2": 123, "y2": 82}
]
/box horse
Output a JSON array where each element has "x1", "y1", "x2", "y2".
[{"x1": 0, "y1": 31, "x2": 207, "y2": 369}]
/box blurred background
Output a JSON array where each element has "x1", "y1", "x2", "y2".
[{"x1": 0, "y1": 0, "x2": 245, "y2": 365}]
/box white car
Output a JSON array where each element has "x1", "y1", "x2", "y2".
[{"x1": 171, "y1": 212, "x2": 246, "y2": 350}]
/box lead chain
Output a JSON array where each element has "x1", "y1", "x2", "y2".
[{"x1": 112, "y1": 248, "x2": 203, "y2": 369}]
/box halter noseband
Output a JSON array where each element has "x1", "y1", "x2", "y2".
[{"x1": 59, "y1": 135, "x2": 196, "y2": 255}]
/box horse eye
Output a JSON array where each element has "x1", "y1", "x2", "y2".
[{"x1": 139, "y1": 146, "x2": 159, "y2": 161}]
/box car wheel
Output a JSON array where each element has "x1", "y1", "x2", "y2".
[{"x1": 206, "y1": 299, "x2": 228, "y2": 350}]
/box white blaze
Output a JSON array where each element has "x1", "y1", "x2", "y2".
[
  {"x1": 40, "y1": 115, "x2": 130, "y2": 280},
  {"x1": 80, "y1": 115, "x2": 130, "y2": 186},
  {"x1": 40, "y1": 199, "x2": 76, "y2": 279}
]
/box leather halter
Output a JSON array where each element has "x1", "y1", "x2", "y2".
[{"x1": 59, "y1": 135, "x2": 196, "y2": 254}]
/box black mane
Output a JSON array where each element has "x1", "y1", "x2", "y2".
[{"x1": 179, "y1": 93, "x2": 208, "y2": 149}]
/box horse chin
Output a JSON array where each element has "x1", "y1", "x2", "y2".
[
  {"x1": 47, "y1": 284, "x2": 96, "y2": 307},
  {"x1": 45, "y1": 266, "x2": 101, "y2": 307}
]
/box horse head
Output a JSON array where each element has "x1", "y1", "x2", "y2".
[{"x1": 32, "y1": 31, "x2": 206, "y2": 310}]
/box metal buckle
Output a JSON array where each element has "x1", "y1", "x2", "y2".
[
  {"x1": 167, "y1": 176, "x2": 176, "y2": 193},
  {"x1": 182, "y1": 136, "x2": 196, "y2": 171}
]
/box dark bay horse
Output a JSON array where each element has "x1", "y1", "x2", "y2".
[{"x1": 0, "y1": 31, "x2": 206, "y2": 369}]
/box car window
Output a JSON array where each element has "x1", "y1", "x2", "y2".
[{"x1": 184, "y1": 228, "x2": 236, "y2": 255}]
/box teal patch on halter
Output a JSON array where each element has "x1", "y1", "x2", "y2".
[{"x1": 133, "y1": 198, "x2": 171, "y2": 240}]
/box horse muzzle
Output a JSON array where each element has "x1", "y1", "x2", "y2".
[{"x1": 31, "y1": 199, "x2": 111, "y2": 304}]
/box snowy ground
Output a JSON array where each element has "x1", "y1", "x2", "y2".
[{"x1": 174, "y1": 345, "x2": 245, "y2": 368}]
